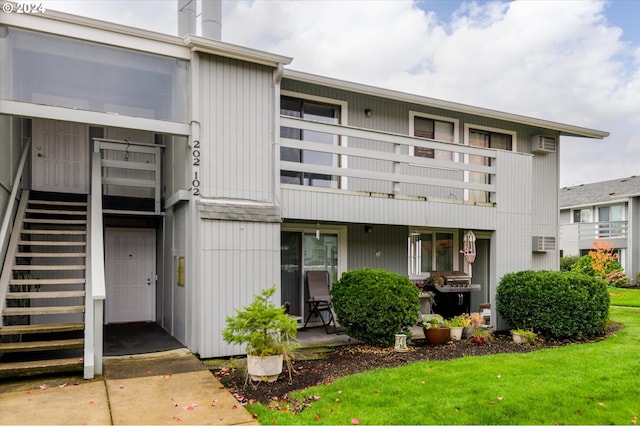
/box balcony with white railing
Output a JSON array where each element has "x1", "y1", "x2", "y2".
[
  {"x1": 279, "y1": 116, "x2": 532, "y2": 228},
  {"x1": 561, "y1": 221, "x2": 629, "y2": 244}
]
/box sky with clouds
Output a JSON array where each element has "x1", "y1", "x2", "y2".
[{"x1": 39, "y1": 0, "x2": 640, "y2": 188}]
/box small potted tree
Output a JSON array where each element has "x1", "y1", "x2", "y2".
[{"x1": 222, "y1": 286, "x2": 298, "y2": 382}]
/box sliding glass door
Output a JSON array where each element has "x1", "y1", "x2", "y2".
[{"x1": 281, "y1": 230, "x2": 340, "y2": 318}]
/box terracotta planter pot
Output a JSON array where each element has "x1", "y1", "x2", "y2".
[
  {"x1": 423, "y1": 326, "x2": 451, "y2": 345},
  {"x1": 247, "y1": 354, "x2": 283, "y2": 382}
]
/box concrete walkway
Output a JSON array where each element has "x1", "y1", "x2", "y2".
[{"x1": 0, "y1": 349, "x2": 258, "y2": 425}]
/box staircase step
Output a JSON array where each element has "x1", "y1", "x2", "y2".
[
  {"x1": 7, "y1": 290, "x2": 86, "y2": 299},
  {"x1": 23, "y1": 218, "x2": 87, "y2": 225},
  {"x1": 9, "y1": 278, "x2": 86, "y2": 285},
  {"x1": 0, "y1": 338, "x2": 84, "y2": 352},
  {"x1": 26, "y1": 208, "x2": 87, "y2": 216},
  {"x1": 16, "y1": 252, "x2": 86, "y2": 258},
  {"x1": 0, "y1": 358, "x2": 84, "y2": 378},
  {"x1": 12, "y1": 265, "x2": 85, "y2": 271},
  {"x1": 0, "y1": 323, "x2": 84, "y2": 335},
  {"x1": 21, "y1": 229, "x2": 87, "y2": 235},
  {"x1": 29, "y1": 199, "x2": 87, "y2": 207},
  {"x1": 3, "y1": 306, "x2": 85, "y2": 315},
  {"x1": 18, "y1": 240, "x2": 86, "y2": 246}
]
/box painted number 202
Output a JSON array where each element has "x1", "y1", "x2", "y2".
[{"x1": 192, "y1": 140, "x2": 201, "y2": 196}]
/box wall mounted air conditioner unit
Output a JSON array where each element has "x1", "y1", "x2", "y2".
[
  {"x1": 531, "y1": 135, "x2": 557, "y2": 154},
  {"x1": 532, "y1": 236, "x2": 556, "y2": 252}
]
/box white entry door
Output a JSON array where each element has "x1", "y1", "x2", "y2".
[
  {"x1": 32, "y1": 119, "x2": 89, "y2": 194},
  {"x1": 105, "y1": 228, "x2": 156, "y2": 323}
]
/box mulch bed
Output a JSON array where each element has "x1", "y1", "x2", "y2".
[{"x1": 212, "y1": 323, "x2": 621, "y2": 407}]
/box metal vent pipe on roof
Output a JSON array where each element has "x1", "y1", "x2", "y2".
[
  {"x1": 178, "y1": 0, "x2": 222, "y2": 40},
  {"x1": 178, "y1": 0, "x2": 197, "y2": 36},
  {"x1": 200, "y1": 0, "x2": 222, "y2": 40}
]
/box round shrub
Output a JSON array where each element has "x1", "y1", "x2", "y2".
[
  {"x1": 331, "y1": 269, "x2": 420, "y2": 347},
  {"x1": 496, "y1": 270, "x2": 609, "y2": 339}
]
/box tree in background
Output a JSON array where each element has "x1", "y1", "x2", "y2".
[{"x1": 571, "y1": 238, "x2": 626, "y2": 286}]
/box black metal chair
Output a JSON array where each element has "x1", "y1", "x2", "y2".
[{"x1": 302, "y1": 270, "x2": 337, "y2": 334}]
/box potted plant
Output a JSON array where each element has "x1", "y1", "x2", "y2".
[
  {"x1": 222, "y1": 286, "x2": 298, "y2": 382},
  {"x1": 511, "y1": 329, "x2": 536, "y2": 344},
  {"x1": 426, "y1": 271, "x2": 445, "y2": 287},
  {"x1": 471, "y1": 325, "x2": 493, "y2": 344},
  {"x1": 446, "y1": 315, "x2": 467, "y2": 341},
  {"x1": 422, "y1": 314, "x2": 450, "y2": 345}
]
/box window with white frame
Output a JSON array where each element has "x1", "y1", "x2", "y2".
[
  {"x1": 466, "y1": 125, "x2": 516, "y2": 203},
  {"x1": 408, "y1": 230, "x2": 457, "y2": 275},
  {"x1": 280, "y1": 94, "x2": 344, "y2": 188},
  {"x1": 572, "y1": 208, "x2": 592, "y2": 223},
  {"x1": 598, "y1": 204, "x2": 625, "y2": 237},
  {"x1": 598, "y1": 204, "x2": 624, "y2": 222},
  {"x1": 409, "y1": 113, "x2": 457, "y2": 161}
]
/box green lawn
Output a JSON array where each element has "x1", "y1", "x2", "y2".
[
  {"x1": 248, "y1": 304, "x2": 640, "y2": 424},
  {"x1": 609, "y1": 286, "x2": 640, "y2": 307}
]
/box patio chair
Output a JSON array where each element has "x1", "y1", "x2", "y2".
[{"x1": 302, "y1": 270, "x2": 337, "y2": 334}]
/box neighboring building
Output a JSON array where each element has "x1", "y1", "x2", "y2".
[
  {"x1": 0, "y1": 3, "x2": 609, "y2": 378},
  {"x1": 559, "y1": 176, "x2": 640, "y2": 283}
]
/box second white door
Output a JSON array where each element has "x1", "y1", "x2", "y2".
[{"x1": 105, "y1": 228, "x2": 156, "y2": 323}]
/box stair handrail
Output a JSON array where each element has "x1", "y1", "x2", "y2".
[
  {"x1": 84, "y1": 151, "x2": 106, "y2": 379},
  {"x1": 0, "y1": 138, "x2": 31, "y2": 270},
  {"x1": 0, "y1": 191, "x2": 29, "y2": 320}
]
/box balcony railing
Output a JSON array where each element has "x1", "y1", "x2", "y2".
[
  {"x1": 93, "y1": 138, "x2": 163, "y2": 214},
  {"x1": 279, "y1": 116, "x2": 499, "y2": 204},
  {"x1": 560, "y1": 221, "x2": 628, "y2": 241}
]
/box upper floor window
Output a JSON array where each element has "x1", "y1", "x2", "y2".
[
  {"x1": 573, "y1": 208, "x2": 592, "y2": 223},
  {"x1": 410, "y1": 113, "x2": 457, "y2": 160},
  {"x1": 0, "y1": 26, "x2": 188, "y2": 122},
  {"x1": 280, "y1": 94, "x2": 343, "y2": 188},
  {"x1": 466, "y1": 126, "x2": 515, "y2": 203},
  {"x1": 598, "y1": 205, "x2": 624, "y2": 222},
  {"x1": 469, "y1": 128, "x2": 513, "y2": 151}
]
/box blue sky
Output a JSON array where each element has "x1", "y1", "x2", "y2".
[{"x1": 38, "y1": 0, "x2": 640, "y2": 187}]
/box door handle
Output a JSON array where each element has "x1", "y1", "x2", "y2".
[
  {"x1": 147, "y1": 278, "x2": 151, "y2": 286},
  {"x1": 37, "y1": 153, "x2": 44, "y2": 157}
]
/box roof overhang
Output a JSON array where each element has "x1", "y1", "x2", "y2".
[
  {"x1": 184, "y1": 35, "x2": 292, "y2": 68},
  {"x1": 284, "y1": 69, "x2": 609, "y2": 140}
]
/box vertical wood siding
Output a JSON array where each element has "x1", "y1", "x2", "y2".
[
  {"x1": 200, "y1": 56, "x2": 275, "y2": 202},
  {"x1": 196, "y1": 220, "x2": 280, "y2": 358},
  {"x1": 347, "y1": 224, "x2": 408, "y2": 274}
]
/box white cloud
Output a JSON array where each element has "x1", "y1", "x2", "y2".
[
  {"x1": 223, "y1": 0, "x2": 639, "y2": 186},
  {"x1": 38, "y1": 0, "x2": 640, "y2": 186}
]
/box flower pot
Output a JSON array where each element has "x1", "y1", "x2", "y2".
[
  {"x1": 424, "y1": 326, "x2": 451, "y2": 345},
  {"x1": 247, "y1": 354, "x2": 283, "y2": 382},
  {"x1": 462, "y1": 326, "x2": 475, "y2": 339},
  {"x1": 512, "y1": 333, "x2": 529, "y2": 344},
  {"x1": 450, "y1": 326, "x2": 463, "y2": 341}
]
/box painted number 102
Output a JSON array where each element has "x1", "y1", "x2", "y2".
[{"x1": 192, "y1": 140, "x2": 201, "y2": 196}]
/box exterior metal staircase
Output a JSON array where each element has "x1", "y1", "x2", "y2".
[{"x1": 0, "y1": 190, "x2": 87, "y2": 378}]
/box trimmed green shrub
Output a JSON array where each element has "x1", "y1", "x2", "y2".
[
  {"x1": 331, "y1": 268, "x2": 420, "y2": 347},
  {"x1": 496, "y1": 270, "x2": 609, "y2": 339},
  {"x1": 559, "y1": 255, "x2": 579, "y2": 272}
]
